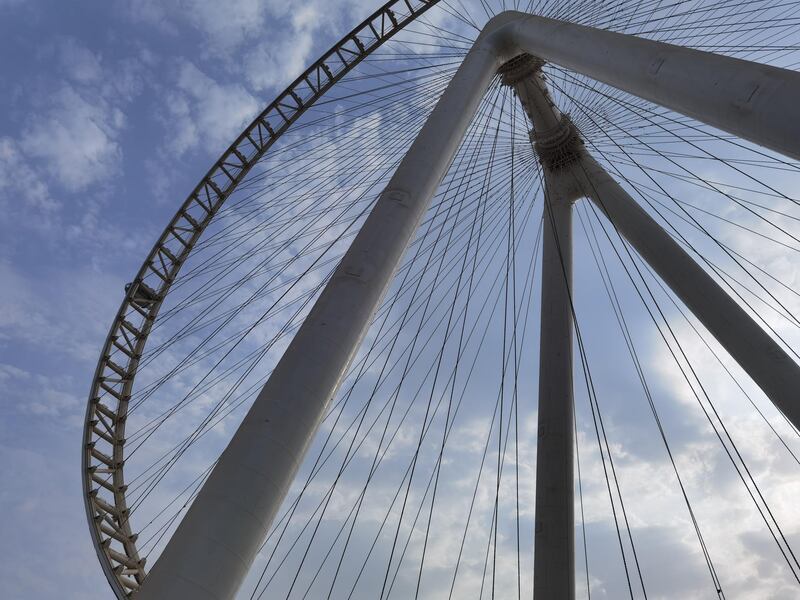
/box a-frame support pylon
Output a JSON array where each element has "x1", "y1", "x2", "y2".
[{"x1": 138, "y1": 13, "x2": 800, "y2": 600}]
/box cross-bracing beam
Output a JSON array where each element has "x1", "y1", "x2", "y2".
[{"x1": 137, "y1": 12, "x2": 800, "y2": 600}]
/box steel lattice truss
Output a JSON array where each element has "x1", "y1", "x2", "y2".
[{"x1": 82, "y1": 0, "x2": 444, "y2": 595}]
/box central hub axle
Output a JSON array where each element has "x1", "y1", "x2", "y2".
[{"x1": 499, "y1": 53, "x2": 584, "y2": 170}]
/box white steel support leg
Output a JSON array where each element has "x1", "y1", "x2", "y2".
[
  {"x1": 500, "y1": 53, "x2": 582, "y2": 600},
  {"x1": 575, "y1": 154, "x2": 800, "y2": 431},
  {"x1": 505, "y1": 12, "x2": 800, "y2": 161},
  {"x1": 535, "y1": 170, "x2": 578, "y2": 600},
  {"x1": 137, "y1": 32, "x2": 507, "y2": 600}
]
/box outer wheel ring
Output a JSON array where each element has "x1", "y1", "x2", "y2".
[{"x1": 81, "y1": 1, "x2": 445, "y2": 596}]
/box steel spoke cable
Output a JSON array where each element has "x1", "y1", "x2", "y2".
[
  {"x1": 260, "y1": 113, "x2": 540, "y2": 600},
  {"x1": 128, "y1": 88, "x2": 528, "y2": 412},
  {"x1": 99, "y1": 5, "x2": 800, "y2": 598},
  {"x1": 568, "y1": 157, "x2": 800, "y2": 583},
  {"x1": 375, "y1": 87, "x2": 510, "y2": 600},
  {"x1": 324, "y1": 141, "x2": 536, "y2": 594},
  {"x1": 641, "y1": 251, "x2": 800, "y2": 447},
  {"x1": 127, "y1": 96, "x2": 455, "y2": 415},
  {"x1": 409, "y1": 87, "x2": 524, "y2": 600},
  {"x1": 141, "y1": 91, "x2": 524, "y2": 354},
  {"x1": 126, "y1": 131, "x2": 536, "y2": 502},
  {"x1": 247, "y1": 94, "x2": 536, "y2": 584},
  {"x1": 574, "y1": 165, "x2": 800, "y2": 585},
  {"x1": 159, "y1": 140, "x2": 526, "y2": 329},
  {"x1": 158, "y1": 63, "x2": 462, "y2": 276},
  {"x1": 126, "y1": 141, "x2": 536, "y2": 460},
  {"x1": 590, "y1": 177, "x2": 800, "y2": 331},
  {"x1": 145, "y1": 71, "x2": 462, "y2": 332},
  {"x1": 122, "y1": 131, "x2": 450, "y2": 510},
  {"x1": 138, "y1": 162, "x2": 536, "y2": 552}
]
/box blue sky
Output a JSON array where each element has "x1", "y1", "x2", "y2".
[
  {"x1": 0, "y1": 1, "x2": 378, "y2": 597},
  {"x1": 2, "y1": 1, "x2": 800, "y2": 599}
]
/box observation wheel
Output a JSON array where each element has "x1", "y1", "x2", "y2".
[{"x1": 83, "y1": 1, "x2": 800, "y2": 599}]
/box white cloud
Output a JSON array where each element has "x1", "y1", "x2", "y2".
[
  {"x1": 639, "y1": 272, "x2": 800, "y2": 596},
  {"x1": 57, "y1": 37, "x2": 104, "y2": 84},
  {"x1": 0, "y1": 260, "x2": 123, "y2": 363},
  {"x1": 0, "y1": 363, "x2": 29, "y2": 383},
  {"x1": 6, "y1": 38, "x2": 148, "y2": 197},
  {"x1": 123, "y1": 0, "x2": 285, "y2": 51},
  {"x1": 122, "y1": 0, "x2": 356, "y2": 92},
  {"x1": 244, "y1": 5, "x2": 319, "y2": 91},
  {"x1": 0, "y1": 137, "x2": 56, "y2": 217},
  {"x1": 20, "y1": 84, "x2": 124, "y2": 192},
  {"x1": 0, "y1": 363, "x2": 82, "y2": 418},
  {"x1": 185, "y1": 0, "x2": 269, "y2": 50},
  {"x1": 1, "y1": 2, "x2": 798, "y2": 599},
  {"x1": 0, "y1": 441, "x2": 102, "y2": 599},
  {"x1": 162, "y1": 60, "x2": 260, "y2": 156}
]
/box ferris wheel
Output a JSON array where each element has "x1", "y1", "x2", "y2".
[{"x1": 82, "y1": 1, "x2": 800, "y2": 598}]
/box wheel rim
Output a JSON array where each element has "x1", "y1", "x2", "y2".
[{"x1": 80, "y1": 1, "x2": 444, "y2": 595}]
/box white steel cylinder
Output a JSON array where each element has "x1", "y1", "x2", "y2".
[
  {"x1": 576, "y1": 153, "x2": 800, "y2": 432},
  {"x1": 504, "y1": 12, "x2": 800, "y2": 161},
  {"x1": 136, "y1": 34, "x2": 505, "y2": 600},
  {"x1": 534, "y1": 170, "x2": 578, "y2": 600}
]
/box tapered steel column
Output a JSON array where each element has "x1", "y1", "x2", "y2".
[
  {"x1": 136, "y1": 29, "x2": 508, "y2": 600},
  {"x1": 535, "y1": 170, "x2": 578, "y2": 600},
  {"x1": 575, "y1": 154, "x2": 800, "y2": 432},
  {"x1": 501, "y1": 54, "x2": 585, "y2": 600}
]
